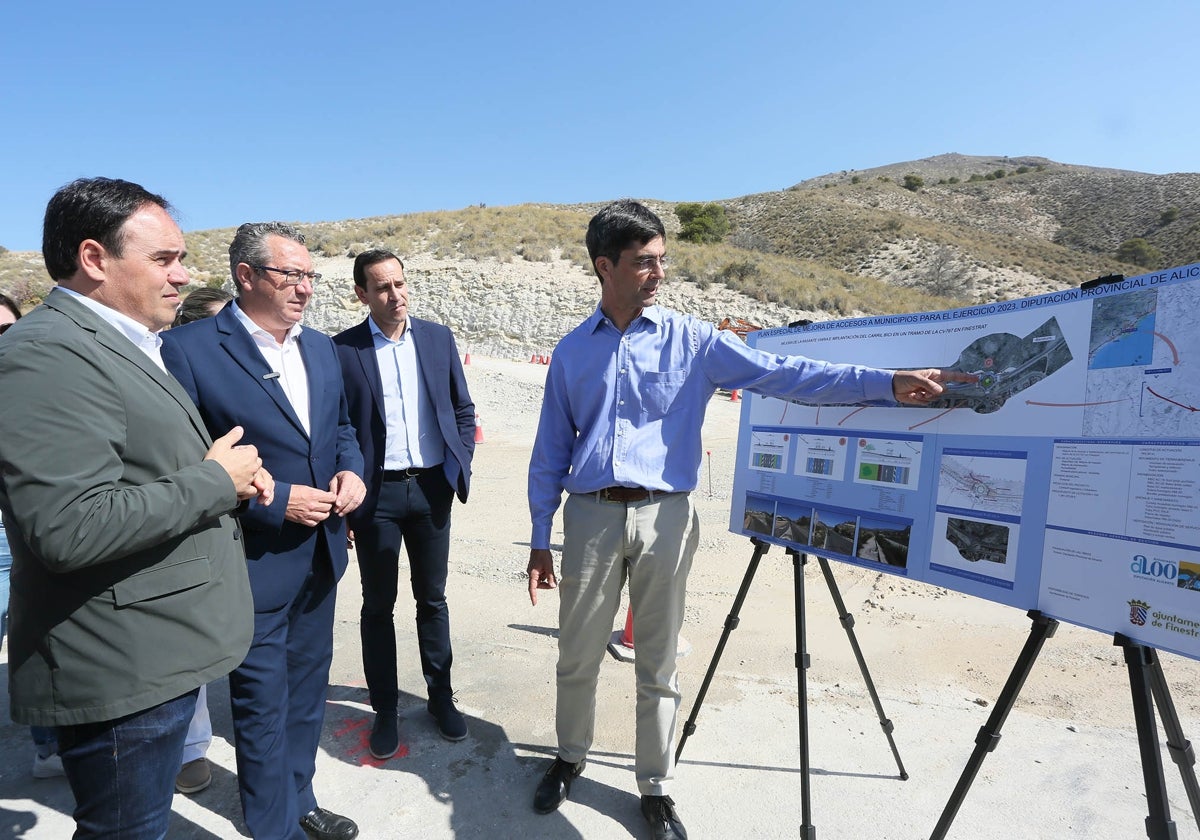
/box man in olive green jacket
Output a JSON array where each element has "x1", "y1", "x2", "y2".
[{"x1": 0, "y1": 177, "x2": 270, "y2": 838}]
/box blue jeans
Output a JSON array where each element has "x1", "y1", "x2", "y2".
[
  {"x1": 57, "y1": 690, "x2": 198, "y2": 840},
  {"x1": 1, "y1": 520, "x2": 10, "y2": 641}
]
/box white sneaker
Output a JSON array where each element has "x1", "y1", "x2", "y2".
[{"x1": 32, "y1": 751, "x2": 65, "y2": 779}]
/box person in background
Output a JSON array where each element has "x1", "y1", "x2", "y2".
[
  {"x1": 0, "y1": 291, "x2": 19, "y2": 334},
  {"x1": 333, "y1": 249, "x2": 476, "y2": 756},
  {"x1": 174, "y1": 285, "x2": 234, "y2": 327},
  {"x1": 0, "y1": 177, "x2": 269, "y2": 838},
  {"x1": 167, "y1": 284, "x2": 235, "y2": 796},
  {"x1": 525, "y1": 199, "x2": 975, "y2": 840},
  {"x1": 0, "y1": 291, "x2": 63, "y2": 780},
  {"x1": 162, "y1": 222, "x2": 366, "y2": 840}
]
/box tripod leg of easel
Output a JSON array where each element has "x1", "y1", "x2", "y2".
[
  {"x1": 929, "y1": 611, "x2": 1058, "y2": 840},
  {"x1": 1146, "y1": 650, "x2": 1200, "y2": 831},
  {"x1": 816, "y1": 557, "x2": 908, "y2": 780},
  {"x1": 675, "y1": 538, "x2": 769, "y2": 763},
  {"x1": 789, "y1": 550, "x2": 817, "y2": 840},
  {"x1": 1116, "y1": 636, "x2": 1180, "y2": 840}
]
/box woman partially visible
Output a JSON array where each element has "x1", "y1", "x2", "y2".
[
  {"x1": 0, "y1": 292, "x2": 64, "y2": 779},
  {"x1": 1, "y1": 292, "x2": 23, "y2": 641},
  {"x1": 173, "y1": 286, "x2": 232, "y2": 327}
]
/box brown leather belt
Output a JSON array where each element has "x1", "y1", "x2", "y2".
[{"x1": 596, "y1": 486, "x2": 653, "y2": 503}]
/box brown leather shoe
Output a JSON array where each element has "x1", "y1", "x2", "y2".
[
  {"x1": 533, "y1": 756, "x2": 586, "y2": 814},
  {"x1": 174, "y1": 758, "x2": 211, "y2": 794}
]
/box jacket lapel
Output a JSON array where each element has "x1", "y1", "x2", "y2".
[
  {"x1": 354, "y1": 322, "x2": 387, "y2": 426},
  {"x1": 45, "y1": 289, "x2": 216, "y2": 446},
  {"x1": 297, "y1": 331, "x2": 322, "y2": 443},
  {"x1": 410, "y1": 319, "x2": 438, "y2": 403},
  {"x1": 215, "y1": 308, "x2": 310, "y2": 439}
]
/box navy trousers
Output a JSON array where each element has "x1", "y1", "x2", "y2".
[{"x1": 230, "y1": 563, "x2": 337, "y2": 840}]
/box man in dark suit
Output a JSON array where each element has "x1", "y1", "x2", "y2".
[
  {"x1": 162, "y1": 222, "x2": 366, "y2": 840},
  {"x1": 333, "y1": 249, "x2": 475, "y2": 757},
  {"x1": 0, "y1": 177, "x2": 267, "y2": 837}
]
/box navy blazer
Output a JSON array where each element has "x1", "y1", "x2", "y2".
[
  {"x1": 162, "y1": 304, "x2": 365, "y2": 610},
  {"x1": 333, "y1": 317, "x2": 475, "y2": 528}
]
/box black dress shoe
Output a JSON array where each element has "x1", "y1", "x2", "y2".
[
  {"x1": 641, "y1": 795, "x2": 687, "y2": 840},
  {"x1": 532, "y1": 756, "x2": 586, "y2": 814},
  {"x1": 369, "y1": 711, "x2": 400, "y2": 759},
  {"x1": 299, "y1": 807, "x2": 359, "y2": 840}
]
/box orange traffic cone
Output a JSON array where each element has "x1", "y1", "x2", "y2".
[
  {"x1": 530, "y1": 354, "x2": 537, "y2": 364},
  {"x1": 474, "y1": 413, "x2": 485, "y2": 444},
  {"x1": 464, "y1": 351, "x2": 471, "y2": 365},
  {"x1": 730, "y1": 389, "x2": 740, "y2": 402},
  {"x1": 607, "y1": 605, "x2": 639, "y2": 662},
  {"x1": 619, "y1": 606, "x2": 634, "y2": 649}
]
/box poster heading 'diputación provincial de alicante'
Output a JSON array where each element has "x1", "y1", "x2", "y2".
[{"x1": 729, "y1": 262, "x2": 1200, "y2": 660}]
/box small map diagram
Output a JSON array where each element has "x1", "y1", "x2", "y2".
[
  {"x1": 1084, "y1": 283, "x2": 1200, "y2": 437},
  {"x1": 915, "y1": 316, "x2": 1073, "y2": 414},
  {"x1": 938, "y1": 452, "x2": 1027, "y2": 516},
  {"x1": 1087, "y1": 289, "x2": 1157, "y2": 369}
]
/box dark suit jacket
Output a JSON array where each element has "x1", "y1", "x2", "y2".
[
  {"x1": 0, "y1": 289, "x2": 252, "y2": 726},
  {"x1": 333, "y1": 317, "x2": 475, "y2": 528},
  {"x1": 161, "y1": 304, "x2": 364, "y2": 611}
]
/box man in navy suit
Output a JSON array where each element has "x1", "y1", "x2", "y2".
[
  {"x1": 162, "y1": 222, "x2": 366, "y2": 840},
  {"x1": 333, "y1": 249, "x2": 475, "y2": 758}
]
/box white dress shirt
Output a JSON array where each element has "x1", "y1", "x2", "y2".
[
  {"x1": 232, "y1": 301, "x2": 311, "y2": 436},
  {"x1": 57, "y1": 286, "x2": 167, "y2": 371}
]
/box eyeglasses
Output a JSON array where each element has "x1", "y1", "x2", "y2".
[
  {"x1": 253, "y1": 265, "x2": 322, "y2": 285},
  {"x1": 630, "y1": 255, "x2": 669, "y2": 273}
]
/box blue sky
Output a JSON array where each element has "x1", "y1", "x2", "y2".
[{"x1": 1, "y1": 1, "x2": 1194, "y2": 252}]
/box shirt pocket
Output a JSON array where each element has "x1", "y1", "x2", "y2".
[{"x1": 642, "y1": 369, "x2": 688, "y2": 419}]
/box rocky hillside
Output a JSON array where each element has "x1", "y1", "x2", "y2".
[
  {"x1": 726, "y1": 154, "x2": 1199, "y2": 303},
  {"x1": 302, "y1": 252, "x2": 801, "y2": 361},
  {"x1": 2, "y1": 154, "x2": 1196, "y2": 360}
]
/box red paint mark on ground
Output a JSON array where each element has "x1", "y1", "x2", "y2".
[{"x1": 329, "y1": 711, "x2": 410, "y2": 766}]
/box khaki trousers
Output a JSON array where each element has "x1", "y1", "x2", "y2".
[{"x1": 555, "y1": 491, "x2": 699, "y2": 796}]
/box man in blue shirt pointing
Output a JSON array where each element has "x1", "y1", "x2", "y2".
[{"x1": 526, "y1": 199, "x2": 972, "y2": 840}]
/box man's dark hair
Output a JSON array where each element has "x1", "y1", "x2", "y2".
[
  {"x1": 42, "y1": 177, "x2": 171, "y2": 281},
  {"x1": 227, "y1": 221, "x2": 306, "y2": 284},
  {"x1": 585, "y1": 199, "x2": 666, "y2": 281},
  {"x1": 352, "y1": 248, "x2": 405, "y2": 288}
]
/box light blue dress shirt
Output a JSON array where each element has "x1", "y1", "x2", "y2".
[
  {"x1": 527, "y1": 305, "x2": 896, "y2": 550},
  {"x1": 369, "y1": 317, "x2": 444, "y2": 470}
]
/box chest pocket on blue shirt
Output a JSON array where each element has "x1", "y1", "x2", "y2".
[{"x1": 642, "y1": 369, "x2": 688, "y2": 419}]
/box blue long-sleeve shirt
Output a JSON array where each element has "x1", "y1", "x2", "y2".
[{"x1": 527, "y1": 306, "x2": 896, "y2": 550}]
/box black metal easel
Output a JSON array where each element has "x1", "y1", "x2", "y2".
[
  {"x1": 676, "y1": 538, "x2": 908, "y2": 837},
  {"x1": 930, "y1": 615, "x2": 1200, "y2": 839},
  {"x1": 1114, "y1": 634, "x2": 1200, "y2": 840},
  {"x1": 930, "y1": 610, "x2": 1058, "y2": 839}
]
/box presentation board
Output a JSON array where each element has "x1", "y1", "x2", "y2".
[{"x1": 728, "y1": 262, "x2": 1200, "y2": 660}]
